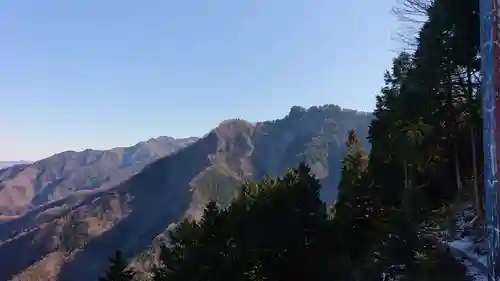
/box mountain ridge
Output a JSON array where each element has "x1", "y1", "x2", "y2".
[
  {"x1": 0, "y1": 136, "x2": 198, "y2": 217},
  {"x1": 0, "y1": 104, "x2": 373, "y2": 281},
  {"x1": 0, "y1": 161, "x2": 32, "y2": 170}
]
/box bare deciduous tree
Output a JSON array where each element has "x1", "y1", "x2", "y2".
[
  {"x1": 391, "y1": 0, "x2": 432, "y2": 51},
  {"x1": 392, "y1": 0, "x2": 432, "y2": 23}
]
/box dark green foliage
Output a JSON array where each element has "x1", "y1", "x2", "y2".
[
  {"x1": 152, "y1": 164, "x2": 329, "y2": 281},
  {"x1": 98, "y1": 250, "x2": 135, "y2": 281},
  {"x1": 330, "y1": 129, "x2": 379, "y2": 280},
  {"x1": 326, "y1": 0, "x2": 479, "y2": 279},
  {"x1": 347, "y1": 0, "x2": 479, "y2": 279}
]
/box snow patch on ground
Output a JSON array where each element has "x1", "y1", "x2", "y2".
[
  {"x1": 447, "y1": 236, "x2": 488, "y2": 281},
  {"x1": 441, "y1": 204, "x2": 490, "y2": 280}
]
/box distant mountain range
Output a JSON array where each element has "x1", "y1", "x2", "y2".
[
  {"x1": 0, "y1": 161, "x2": 32, "y2": 170},
  {"x1": 0, "y1": 105, "x2": 372, "y2": 281},
  {"x1": 0, "y1": 137, "x2": 198, "y2": 216}
]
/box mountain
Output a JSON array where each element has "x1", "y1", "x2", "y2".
[
  {"x1": 0, "y1": 161, "x2": 31, "y2": 170},
  {"x1": 0, "y1": 136, "x2": 198, "y2": 217},
  {"x1": 0, "y1": 105, "x2": 372, "y2": 281}
]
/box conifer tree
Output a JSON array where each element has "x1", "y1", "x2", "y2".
[
  {"x1": 152, "y1": 163, "x2": 329, "y2": 281},
  {"x1": 98, "y1": 250, "x2": 135, "y2": 281},
  {"x1": 330, "y1": 129, "x2": 378, "y2": 281}
]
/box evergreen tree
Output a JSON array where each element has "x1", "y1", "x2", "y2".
[
  {"x1": 152, "y1": 163, "x2": 329, "y2": 281},
  {"x1": 330, "y1": 129, "x2": 379, "y2": 281},
  {"x1": 98, "y1": 250, "x2": 135, "y2": 281},
  {"x1": 360, "y1": 0, "x2": 479, "y2": 279}
]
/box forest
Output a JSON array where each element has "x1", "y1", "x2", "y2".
[{"x1": 98, "y1": 0, "x2": 483, "y2": 280}]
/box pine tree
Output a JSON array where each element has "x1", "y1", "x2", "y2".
[
  {"x1": 98, "y1": 250, "x2": 135, "y2": 281},
  {"x1": 330, "y1": 129, "x2": 381, "y2": 281},
  {"x1": 152, "y1": 163, "x2": 329, "y2": 281},
  {"x1": 359, "y1": 0, "x2": 480, "y2": 279}
]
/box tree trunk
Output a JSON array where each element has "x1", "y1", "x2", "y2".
[
  {"x1": 466, "y1": 65, "x2": 483, "y2": 223},
  {"x1": 404, "y1": 159, "x2": 409, "y2": 191}
]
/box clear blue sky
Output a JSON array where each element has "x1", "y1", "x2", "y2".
[{"x1": 0, "y1": 0, "x2": 401, "y2": 161}]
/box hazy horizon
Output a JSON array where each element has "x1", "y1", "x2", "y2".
[{"x1": 1, "y1": 104, "x2": 373, "y2": 162}]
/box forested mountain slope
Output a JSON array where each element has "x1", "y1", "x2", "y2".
[
  {"x1": 0, "y1": 105, "x2": 372, "y2": 281},
  {"x1": 0, "y1": 136, "x2": 197, "y2": 217}
]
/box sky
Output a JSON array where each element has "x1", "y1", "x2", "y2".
[{"x1": 0, "y1": 0, "x2": 402, "y2": 161}]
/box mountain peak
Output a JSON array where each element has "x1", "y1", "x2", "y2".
[{"x1": 215, "y1": 119, "x2": 256, "y2": 140}]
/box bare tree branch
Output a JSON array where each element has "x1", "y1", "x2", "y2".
[
  {"x1": 392, "y1": 25, "x2": 421, "y2": 52},
  {"x1": 391, "y1": 0, "x2": 432, "y2": 24},
  {"x1": 391, "y1": 0, "x2": 432, "y2": 50}
]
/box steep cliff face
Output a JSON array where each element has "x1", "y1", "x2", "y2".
[
  {"x1": 0, "y1": 137, "x2": 197, "y2": 216},
  {"x1": 0, "y1": 105, "x2": 372, "y2": 281}
]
